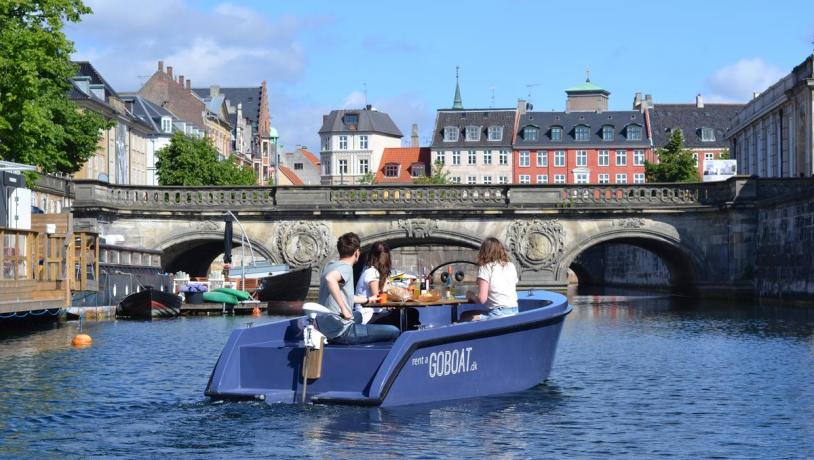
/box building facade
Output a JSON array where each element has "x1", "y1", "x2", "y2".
[
  {"x1": 319, "y1": 106, "x2": 403, "y2": 185},
  {"x1": 727, "y1": 54, "x2": 814, "y2": 177},
  {"x1": 278, "y1": 147, "x2": 321, "y2": 185},
  {"x1": 139, "y1": 61, "x2": 207, "y2": 138},
  {"x1": 376, "y1": 147, "x2": 431, "y2": 183}
]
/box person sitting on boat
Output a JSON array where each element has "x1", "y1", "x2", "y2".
[
  {"x1": 462, "y1": 237, "x2": 519, "y2": 321},
  {"x1": 316, "y1": 232, "x2": 400, "y2": 344},
  {"x1": 354, "y1": 241, "x2": 391, "y2": 324}
]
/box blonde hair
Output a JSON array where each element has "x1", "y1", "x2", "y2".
[{"x1": 476, "y1": 237, "x2": 510, "y2": 267}]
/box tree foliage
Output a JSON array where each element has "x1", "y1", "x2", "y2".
[
  {"x1": 357, "y1": 170, "x2": 375, "y2": 184},
  {"x1": 0, "y1": 0, "x2": 110, "y2": 174},
  {"x1": 644, "y1": 128, "x2": 700, "y2": 183},
  {"x1": 412, "y1": 160, "x2": 450, "y2": 185},
  {"x1": 156, "y1": 133, "x2": 257, "y2": 186}
]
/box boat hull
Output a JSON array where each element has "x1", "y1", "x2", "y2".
[
  {"x1": 205, "y1": 290, "x2": 571, "y2": 406},
  {"x1": 255, "y1": 268, "x2": 312, "y2": 302},
  {"x1": 117, "y1": 289, "x2": 182, "y2": 319}
]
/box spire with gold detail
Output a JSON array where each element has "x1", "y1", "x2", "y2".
[{"x1": 452, "y1": 66, "x2": 463, "y2": 110}]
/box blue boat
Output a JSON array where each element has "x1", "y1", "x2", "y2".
[{"x1": 205, "y1": 290, "x2": 571, "y2": 407}]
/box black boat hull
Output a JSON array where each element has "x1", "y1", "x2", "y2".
[
  {"x1": 117, "y1": 289, "x2": 182, "y2": 319},
  {"x1": 256, "y1": 268, "x2": 312, "y2": 302}
]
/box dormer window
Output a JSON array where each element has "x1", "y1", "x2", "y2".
[
  {"x1": 161, "y1": 117, "x2": 172, "y2": 134},
  {"x1": 342, "y1": 113, "x2": 359, "y2": 130},
  {"x1": 574, "y1": 125, "x2": 590, "y2": 141},
  {"x1": 626, "y1": 124, "x2": 643, "y2": 140},
  {"x1": 410, "y1": 163, "x2": 425, "y2": 177},
  {"x1": 701, "y1": 127, "x2": 715, "y2": 142},
  {"x1": 384, "y1": 163, "x2": 400, "y2": 178},
  {"x1": 550, "y1": 126, "x2": 563, "y2": 141},
  {"x1": 523, "y1": 126, "x2": 539, "y2": 142},
  {"x1": 488, "y1": 126, "x2": 503, "y2": 141},
  {"x1": 465, "y1": 125, "x2": 481, "y2": 142},
  {"x1": 601, "y1": 125, "x2": 614, "y2": 141},
  {"x1": 443, "y1": 126, "x2": 459, "y2": 142}
]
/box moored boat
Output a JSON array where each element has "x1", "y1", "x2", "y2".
[
  {"x1": 255, "y1": 268, "x2": 312, "y2": 302},
  {"x1": 117, "y1": 287, "x2": 182, "y2": 319},
  {"x1": 205, "y1": 289, "x2": 571, "y2": 407}
]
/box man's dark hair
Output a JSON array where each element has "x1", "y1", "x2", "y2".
[{"x1": 337, "y1": 232, "x2": 361, "y2": 258}]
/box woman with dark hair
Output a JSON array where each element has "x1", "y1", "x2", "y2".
[
  {"x1": 354, "y1": 241, "x2": 392, "y2": 324},
  {"x1": 462, "y1": 237, "x2": 519, "y2": 321}
]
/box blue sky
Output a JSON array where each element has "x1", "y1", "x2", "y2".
[{"x1": 68, "y1": 0, "x2": 814, "y2": 151}]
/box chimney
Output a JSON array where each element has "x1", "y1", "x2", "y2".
[
  {"x1": 178, "y1": 75, "x2": 184, "y2": 86},
  {"x1": 516, "y1": 99, "x2": 528, "y2": 115},
  {"x1": 633, "y1": 92, "x2": 642, "y2": 109},
  {"x1": 645, "y1": 94, "x2": 653, "y2": 108},
  {"x1": 158, "y1": 61, "x2": 164, "y2": 73},
  {"x1": 753, "y1": 91, "x2": 760, "y2": 99},
  {"x1": 166, "y1": 66, "x2": 173, "y2": 78},
  {"x1": 210, "y1": 85, "x2": 220, "y2": 97},
  {"x1": 323, "y1": 114, "x2": 328, "y2": 125},
  {"x1": 696, "y1": 94, "x2": 704, "y2": 108},
  {"x1": 411, "y1": 123, "x2": 419, "y2": 147},
  {"x1": 185, "y1": 79, "x2": 191, "y2": 90}
]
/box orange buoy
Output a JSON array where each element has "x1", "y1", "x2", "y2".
[
  {"x1": 251, "y1": 306, "x2": 262, "y2": 317},
  {"x1": 72, "y1": 334, "x2": 93, "y2": 347}
]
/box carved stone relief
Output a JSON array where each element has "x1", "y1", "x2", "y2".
[
  {"x1": 274, "y1": 221, "x2": 331, "y2": 269},
  {"x1": 506, "y1": 219, "x2": 566, "y2": 269},
  {"x1": 613, "y1": 218, "x2": 645, "y2": 229},
  {"x1": 397, "y1": 218, "x2": 439, "y2": 239}
]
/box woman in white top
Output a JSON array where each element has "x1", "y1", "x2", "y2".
[
  {"x1": 463, "y1": 237, "x2": 519, "y2": 321},
  {"x1": 354, "y1": 242, "x2": 391, "y2": 324}
]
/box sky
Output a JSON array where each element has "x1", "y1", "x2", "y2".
[{"x1": 67, "y1": 0, "x2": 814, "y2": 152}]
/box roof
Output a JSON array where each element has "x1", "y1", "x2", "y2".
[
  {"x1": 119, "y1": 94, "x2": 182, "y2": 134},
  {"x1": 299, "y1": 148, "x2": 320, "y2": 167},
  {"x1": 565, "y1": 79, "x2": 609, "y2": 94},
  {"x1": 514, "y1": 111, "x2": 650, "y2": 148},
  {"x1": 319, "y1": 108, "x2": 403, "y2": 137},
  {"x1": 650, "y1": 103, "x2": 744, "y2": 148},
  {"x1": 279, "y1": 166, "x2": 304, "y2": 185},
  {"x1": 192, "y1": 87, "x2": 262, "y2": 127},
  {"x1": 375, "y1": 147, "x2": 431, "y2": 183},
  {"x1": 430, "y1": 108, "x2": 517, "y2": 149},
  {"x1": 71, "y1": 61, "x2": 119, "y2": 99}
]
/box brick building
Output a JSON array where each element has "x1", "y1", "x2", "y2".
[{"x1": 138, "y1": 61, "x2": 207, "y2": 137}]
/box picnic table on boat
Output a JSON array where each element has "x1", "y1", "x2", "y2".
[{"x1": 374, "y1": 297, "x2": 465, "y2": 330}]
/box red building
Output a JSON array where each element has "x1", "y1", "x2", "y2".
[{"x1": 375, "y1": 147, "x2": 431, "y2": 183}]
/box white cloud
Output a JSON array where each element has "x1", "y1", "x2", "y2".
[{"x1": 704, "y1": 58, "x2": 785, "y2": 102}]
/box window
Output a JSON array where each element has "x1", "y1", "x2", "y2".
[
  {"x1": 359, "y1": 135, "x2": 369, "y2": 149},
  {"x1": 634, "y1": 173, "x2": 645, "y2": 184},
  {"x1": 615, "y1": 173, "x2": 628, "y2": 184},
  {"x1": 633, "y1": 150, "x2": 645, "y2": 166},
  {"x1": 294, "y1": 162, "x2": 304, "y2": 170},
  {"x1": 537, "y1": 174, "x2": 548, "y2": 184},
  {"x1": 519, "y1": 175, "x2": 531, "y2": 184},
  {"x1": 704, "y1": 152, "x2": 714, "y2": 161},
  {"x1": 576, "y1": 150, "x2": 587, "y2": 167},
  {"x1": 342, "y1": 113, "x2": 358, "y2": 128},
  {"x1": 616, "y1": 150, "x2": 627, "y2": 166},
  {"x1": 701, "y1": 127, "x2": 715, "y2": 142},
  {"x1": 384, "y1": 164, "x2": 399, "y2": 177},
  {"x1": 554, "y1": 150, "x2": 565, "y2": 167},
  {"x1": 435, "y1": 151, "x2": 446, "y2": 165},
  {"x1": 550, "y1": 126, "x2": 563, "y2": 141},
  {"x1": 519, "y1": 151, "x2": 530, "y2": 167},
  {"x1": 482, "y1": 176, "x2": 492, "y2": 184},
  {"x1": 483, "y1": 150, "x2": 492, "y2": 165},
  {"x1": 468, "y1": 150, "x2": 477, "y2": 165},
  {"x1": 627, "y1": 125, "x2": 642, "y2": 140},
  {"x1": 575, "y1": 125, "x2": 590, "y2": 141},
  {"x1": 411, "y1": 164, "x2": 425, "y2": 177},
  {"x1": 537, "y1": 150, "x2": 548, "y2": 167},
  {"x1": 466, "y1": 126, "x2": 480, "y2": 142},
  {"x1": 359, "y1": 159, "x2": 369, "y2": 174},
  {"x1": 451, "y1": 176, "x2": 461, "y2": 184},
  {"x1": 488, "y1": 126, "x2": 503, "y2": 141},
  {"x1": 598, "y1": 150, "x2": 609, "y2": 166},
  {"x1": 524, "y1": 126, "x2": 539, "y2": 141},
  {"x1": 499, "y1": 150, "x2": 508, "y2": 165},
  {"x1": 574, "y1": 173, "x2": 589, "y2": 184},
  {"x1": 601, "y1": 125, "x2": 614, "y2": 141},
  {"x1": 443, "y1": 126, "x2": 459, "y2": 142},
  {"x1": 338, "y1": 159, "x2": 349, "y2": 174},
  {"x1": 467, "y1": 176, "x2": 477, "y2": 185},
  {"x1": 161, "y1": 117, "x2": 172, "y2": 133},
  {"x1": 339, "y1": 135, "x2": 348, "y2": 150},
  {"x1": 598, "y1": 173, "x2": 609, "y2": 184},
  {"x1": 554, "y1": 174, "x2": 566, "y2": 184},
  {"x1": 452, "y1": 151, "x2": 461, "y2": 165},
  {"x1": 498, "y1": 176, "x2": 508, "y2": 185}
]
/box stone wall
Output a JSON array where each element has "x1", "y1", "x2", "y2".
[{"x1": 574, "y1": 244, "x2": 672, "y2": 289}]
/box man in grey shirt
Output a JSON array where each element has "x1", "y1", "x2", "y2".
[{"x1": 317, "y1": 232, "x2": 400, "y2": 344}]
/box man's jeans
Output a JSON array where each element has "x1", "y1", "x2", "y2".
[{"x1": 333, "y1": 323, "x2": 400, "y2": 344}]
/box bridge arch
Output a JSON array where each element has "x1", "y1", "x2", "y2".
[
  {"x1": 557, "y1": 229, "x2": 710, "y2": 291},
  {"x1": 157, "y1": 231, "x2": 274, "y2": 278},
  {"x1": 359, "y1": 228, "x2": 483, "y2": 252}
]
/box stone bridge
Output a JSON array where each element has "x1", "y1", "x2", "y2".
[{"x1": 69, "y1": 177, "x2": 814, "y2": 297}]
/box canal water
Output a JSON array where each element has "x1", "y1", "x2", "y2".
[{"x1": 1, "y1": 289, "x2": 812, "y2": 458}]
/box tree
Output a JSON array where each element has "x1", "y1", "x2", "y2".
[
  {"x1": 357, "y1": 170, "x2": 376, "y2": 184},
  {"x1": 156, "y1": 133, "x2": 257, "y2": 186},
  {"x1": 644, "y1": 129, "x2": 700, "y2": 183},
  {"x1": 0, "y1": 0, "x2": 109, "y2": 175},
  {"x1": 412, "y1": 160, "x2": 450, "y2": 185},
  {"x1": 718, "y1": 148, "x2": 730, "y2": 160}
]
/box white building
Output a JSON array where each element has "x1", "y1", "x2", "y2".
[{"x1": 319, "y1": 106, "x2": 403, "y2": 185}]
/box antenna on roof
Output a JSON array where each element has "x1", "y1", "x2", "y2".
[
  {"x1": 526, "y1": 83, "x2": 540, "y2": 100},
  {"x1": 489, "y1": 86, "x2": 496, "y2": 108},
  {"x1": 585, "y1": 67, "x2": 591, "y2": 82},
  {"x1": 363, "y1": 82, "x2": 368, "y2": 107}
]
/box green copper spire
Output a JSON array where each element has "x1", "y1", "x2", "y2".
[{"x1": 452, "y1": 66, "x2": 463, "y2": 109}]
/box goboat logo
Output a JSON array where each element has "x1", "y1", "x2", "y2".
[{"x1": 412, "y1": 347, "x2": 477, "y2": 378}]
